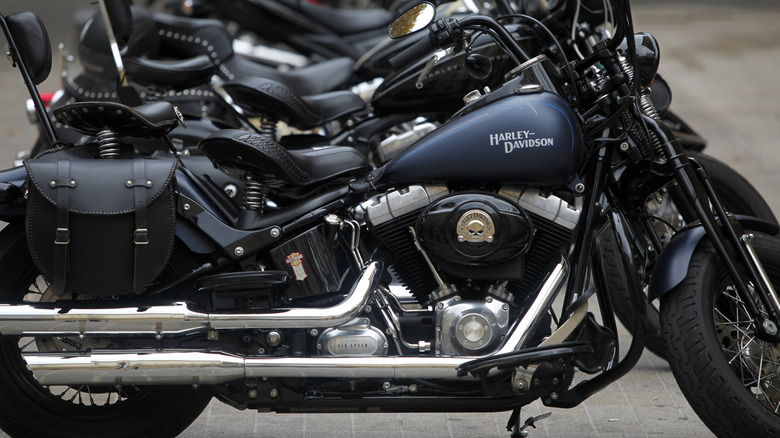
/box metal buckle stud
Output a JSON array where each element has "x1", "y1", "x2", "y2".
[
  {"x1": 134, "y1": 228, "x2": 149, "y2": 245},
  {"x1": 54, "y1": 228, "x2": 70, "y2": 245}
]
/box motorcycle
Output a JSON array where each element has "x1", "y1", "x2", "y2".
[
  {"x1": 1, "y1": 2, "x2": 779, "y2": 438},
  {"x1": 40, "y1": 0, "x2": 776, "y2": 363}
]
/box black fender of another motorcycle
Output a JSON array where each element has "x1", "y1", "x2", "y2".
[
  {"x1": 647, "y1": 215, "x2": 780, "y2": 301},
  {"x1": 0, "y1": 166, "x2": 29, "y2": 218}
]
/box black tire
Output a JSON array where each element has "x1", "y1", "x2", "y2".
[
  {"x1": 0, "y1": 223, "x2": 213, "y2": 438},
  {"x1": 602, "y1": 152, "x2": 776, "y2": 359},
  {"x1": 660, "y1": 232, "x2": 780, "y2": 437}
]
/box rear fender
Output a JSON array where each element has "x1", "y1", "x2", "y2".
[{"x1": 647, "y1": 215, "x2": 780, "y2": 300}]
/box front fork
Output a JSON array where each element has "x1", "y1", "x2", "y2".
[{"x1": 646, "y1": 115, "x2": 780, "y2": 341}]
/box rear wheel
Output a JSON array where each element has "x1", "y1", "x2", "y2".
[
  {"x1": 660, "y1": 232, "x2": 780, "y2": 436},
  {"x1": 0, "y1": 223, "x2": 213, "y2": 438},
  {"x1": 602, "y1": 152, "x2": 776, "y2": 359}
]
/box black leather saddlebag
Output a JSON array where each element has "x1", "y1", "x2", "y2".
[{"x1": 24, "y1": 146, "x2": 177, "y2": 296}]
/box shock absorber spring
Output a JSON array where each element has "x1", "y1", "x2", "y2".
[
  {"x1": 97, "y1": 129, "x2": 120, "y2": 159},
  {"x1": 260, "y1": 116, "x2": 277, "y2": 139},
  {"x1": 243, "y1": 176, "x2": 266, "y2": 214}
]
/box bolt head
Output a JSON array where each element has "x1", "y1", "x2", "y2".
[
  {"x1": 763, "y1": 319, "x2": 778, "y2": 335},
  {"x1": 270, "y1": 389, "x2": 279, "y2": 398},
  {"x1": 270, "y1": 227, "x2": 281, "y2": 238},
  {"x1": 234, "y1": 246, "x2": 244, "y2": 256}
]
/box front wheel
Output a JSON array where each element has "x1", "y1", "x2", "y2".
[
  {"x1": 661, "y1": 232, "x2": 780, "y2": 437},
  {"x1": 0, "y1": 223, "x2": 213, "y2": 438},
  {"x1": 603, "y1": 151, "x2": 776, "y2": 359}
]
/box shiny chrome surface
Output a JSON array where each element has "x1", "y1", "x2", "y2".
[
  {"x1": 25, "y1": 352, "x2": 475, "y2": 385},
  {"x1": 25, "y1": 351, "x2": 245, "y2": 386},
  {"x1": 435, "y1": 295, "x2": 510, "y2": 356},
  {"x1": 499, "y1": 186, "x2": 580, "y2": 230},
  {"x1": 496, "y1": 257, "x2": 568, "y2": 354},
  {"x1": 21, "y1": 260, "x2": 569, "y2": 386},
  {"x1": 0, "y1": 261, "x2": 381, "y2": 335},
  {"x1": 363, "y1": 185, "x2": 449, "y2": 227},
  {"x1": 316, "y1": 318, "x2": 389, "y2": 356}
]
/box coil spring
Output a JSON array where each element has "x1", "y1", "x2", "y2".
[
  {"x1": 260, "y1": 116, "x2": 277, "y2": 138},
  {"x1": 640, "y1": 92, "x2": 661, "y2": 121},
  {"x1": 243, "y1": 177, "x2": 265, "y2": 213},
  {"x1": 97, "y1": 129, "x2": 120, "y2": 159},
  {"x1": 618, "y1": 55, "x2": 634, "y2": 83}
]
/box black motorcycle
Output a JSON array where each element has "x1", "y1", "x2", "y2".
[{"x1": 1, "y1": 2, "x2": 779, "y2": 437}]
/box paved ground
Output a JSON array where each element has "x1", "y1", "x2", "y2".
[{"x1": 1, "y1": 1, "x2": 780, "y2": 437}]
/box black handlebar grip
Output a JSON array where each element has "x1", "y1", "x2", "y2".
[{"x1": 388, "y1": 34, "x2": 436, "y2": 71}]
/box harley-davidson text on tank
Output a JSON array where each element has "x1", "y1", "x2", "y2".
[
  {"x1": 382, "y1": 93, "x2": 584, "y2": 186},
  {"x1": 488, "y1": 130, "x2": 555, "y2": 154}
]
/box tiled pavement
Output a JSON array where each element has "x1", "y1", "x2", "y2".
[{"x1": 2, "y1": 1, "x2": 780, "y2": 437}]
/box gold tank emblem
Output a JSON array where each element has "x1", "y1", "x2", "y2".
[{"x1": 457, "y1": 209, "x2": 495, "y2": 243}]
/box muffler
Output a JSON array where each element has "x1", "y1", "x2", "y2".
[
  {"x1": 0, "y1": 262, "x2": 380, "y2": 336},
  {"x1": 24, "y1": 352, "x2": 473, "y2": 385},
  {"x1": 22, "y1": 259, "x2": 569, "y2": 386}
]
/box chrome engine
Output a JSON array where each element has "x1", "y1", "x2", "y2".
[{"x1": 363, "y1": 184, "x2": 581, "y2": 356}]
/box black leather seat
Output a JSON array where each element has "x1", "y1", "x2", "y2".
[
  {"x1": 124, "y1": 55, "x2": 217, "y2": 90},
  {"x1": 53, "y1": 101, "x2": 179, "y2": 138},
  {"x1": 199, "y1": 129, "x2": 368, "y2": 187},
  {"x1": 222, "y1": 77, "x2": 366, "y2": 129},
  {"x1": 152, "y1": 12, "x2": 355, "y2": 95}
]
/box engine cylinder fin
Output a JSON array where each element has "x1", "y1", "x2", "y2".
[
  {"x1": 372, "y1": 210, "x2": 437, "y2": 304},
  {"x1": 511, "y1": 212, "x2": 573, "y2": 297}
]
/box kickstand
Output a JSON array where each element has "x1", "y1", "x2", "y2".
[{"x1": 507, "y1": 409, "x2": 551, "y2": 437}]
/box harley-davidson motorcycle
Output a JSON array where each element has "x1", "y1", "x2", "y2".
[{"x1": 2, "y1": 1, "x2": 780, "y2": 437}]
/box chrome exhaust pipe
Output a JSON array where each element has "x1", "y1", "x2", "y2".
[
  {"x1": 22, "y1": 259, "x2": 569, "y2": 386},
  {"x1": 25, "y1": 352, "x2": 474, "y2": 385},
  {"x1": 0, "y1": 262, "x2": 381, "y2": 336}
]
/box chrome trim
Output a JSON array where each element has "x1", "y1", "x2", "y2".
[
  {"x1": 0, "y1": 262, "x2": 381, "y2": 335},
  {"x1": 496, "y1": 257, "x2": 568, "y2": 354}
]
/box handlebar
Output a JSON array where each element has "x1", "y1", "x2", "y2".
[{"x1": 388, "y1": 33, "x2": 437, "y2": 71}]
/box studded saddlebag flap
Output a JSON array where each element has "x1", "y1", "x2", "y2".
[{"x1": 24, "y1": 146, "x2": 177, "y2": 296}]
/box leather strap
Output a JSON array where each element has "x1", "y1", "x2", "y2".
[
  {"x1": 53, "y1": 159, "x2": 72, "y2": 297},
  {"x1": 131, "y1": 158, "x2": 150, "y2": 294}
]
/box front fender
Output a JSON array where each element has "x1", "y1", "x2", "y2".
[{"x1": 647, "y1": 215, "x2": 780, "y2": 301}]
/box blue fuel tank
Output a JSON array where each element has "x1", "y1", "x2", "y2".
[{"x1": 383, "y1": 92, "x2": 583, "y2": 186}]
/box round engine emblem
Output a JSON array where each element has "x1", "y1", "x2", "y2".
[{"x1": 456, "y1": 209, "x2": 495, "y2": 243}]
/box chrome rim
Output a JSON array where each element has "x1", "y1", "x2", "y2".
[{"x1": 715, "y1": 282, "x2": 780, "y2": 413}]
